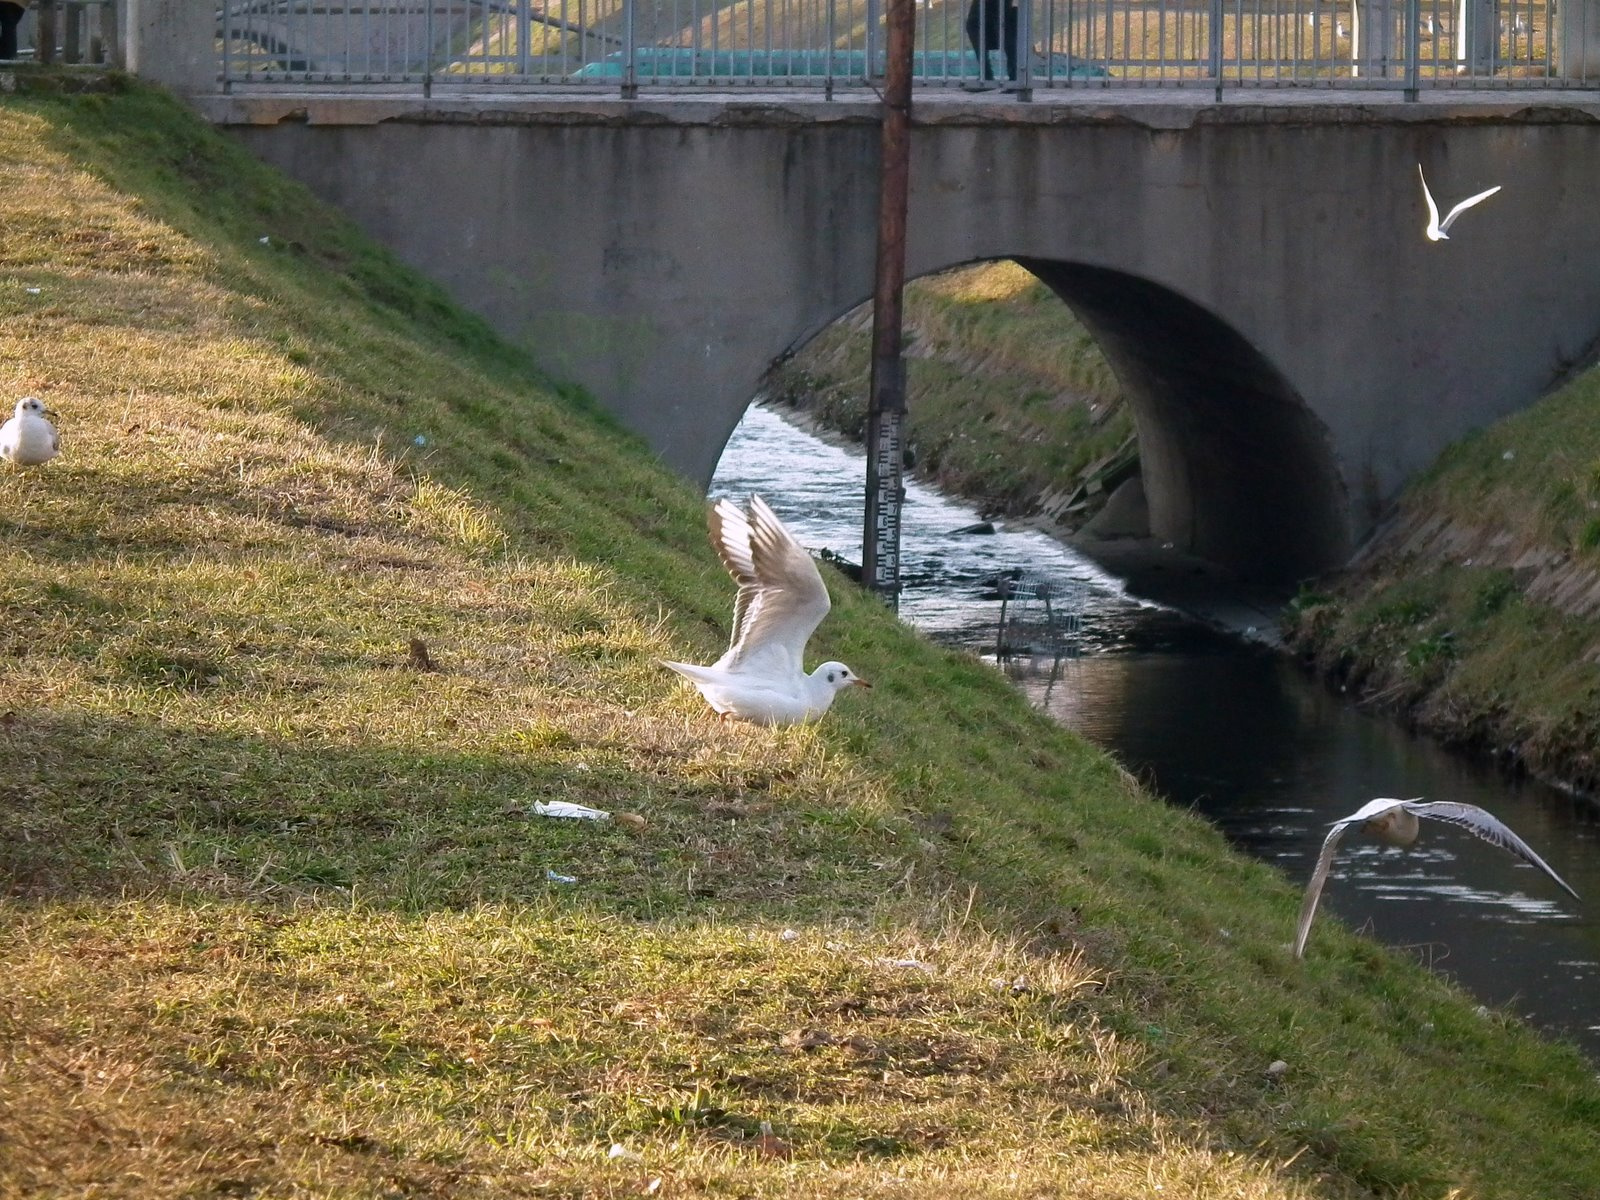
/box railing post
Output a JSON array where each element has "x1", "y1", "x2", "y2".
[
  {"x1": 424, "y1": 0, "x2": 434, "y2": 97},
  {"x1": 1404, "y1": 0, "x2": 1420, "y2": 93},
  {"x1": 825, "y1": 0, "x2": 836, "y2": 98},
  {"x1": 1210, "y1": 0, "x2": 1223, "y2": 98},
  {"x1": 866, "y1": 0, "x2": 882, "y2": 78},
  {"x1": 1557, "y1": 0, "x2": 1600, "y2": 78},
  {"x1": 1013, "y1": 0, "x2": 1033, "y2": 98},
  {"x1": 64, "y1": 0, "x2": 81, "y2": 63},
  {"x1": 37, "y1": 0, "x2": 56, "y2": 64},
  {"x1": 518, "y1": 0, "x2": 530, "y2": 76},
  {"x1": 1455, "y1": 0, "x2": 1495, "y2": 74},
  {"x1": 1352, "y1": 0, "x2": 1398, "y2": 77},
  {"x1": 622, "y1": 0, "x2": 637, "y2": 97},
  {"x1": 220, "y1": 0, "x2": 238, "y2": 87},
  {"x1": 102, "y1": 0, "x2": 121, "y2": 69}
]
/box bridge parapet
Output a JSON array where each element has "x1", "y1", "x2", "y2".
[{"x1": 117, "y1": 0, "x2": 1600, "y2": 98}]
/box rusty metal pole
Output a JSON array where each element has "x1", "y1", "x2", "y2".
[{"x1": 862, "y1": 0, "x2": 914, "y2": 606}]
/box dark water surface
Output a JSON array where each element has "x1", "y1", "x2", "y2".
[{"x1": 712, "y1": 404, "x2": 1600, "y2": 1058}]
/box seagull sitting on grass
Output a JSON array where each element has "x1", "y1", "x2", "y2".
[
  {"x1": 1418, "y1": 164, "x2": 1502, "y2": 242},
  {"x1": 1293, "y1": 797, "x2": 1578, "y2": 959},
  {"x1": 0, "y1": 397, "x2": 60, "y2": 466},
  {"x1": 663, "y1": 494, "x2": 871, "y2": 726}
]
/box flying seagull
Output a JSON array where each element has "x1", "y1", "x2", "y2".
[
  {"x1": 1418, "y1": 164, "x2": 1502, "y2": 242},
  {"x1": 0, "y1": 397, "x2": 60, "y2": 466},
  {"x1": 1293, "y1": 797, "x2": 1578, "y2": 959},
  {"x1": 663, "y1": 494, "x2": 871, "y2": 726}
]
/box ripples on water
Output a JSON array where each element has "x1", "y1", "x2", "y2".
[{"x1": 712, "y1": 403, "x2": 1600, "y2": 1056}]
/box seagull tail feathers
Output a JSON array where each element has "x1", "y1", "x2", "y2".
[{"x1": 661, "y1": 659, "x2": 721, "y2": 686}]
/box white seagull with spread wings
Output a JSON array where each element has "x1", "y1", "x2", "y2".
[
  {"x1": 663, "y1": 494, "x2": 871, "y2": 726},
  {"x1": 1419, "y1": 164, "x2": 1502, "y2": 242},
  {"x1": 1294, "y1": 797, "x2": 1578, "y2": 959}
]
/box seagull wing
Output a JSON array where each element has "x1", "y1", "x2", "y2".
[
  {"x1": 708, "y1": 497, "x2": 759, "y2": 661},
  {"x1": 1418, "y1": 164, "x2": 1441, "y2": 238},
  {"x1": 1407, "y1": 800, "x2": 1579, "y2": 900},
  {"x1": 1293, "y1": 812, "x2": 1373, "y2": 959},
  {"x1": 710, "y1": 494, "x2": 830, "y2": 675},
  {"x1": 1437, "y1": 184, "x2": 1502, "y2": 235}
]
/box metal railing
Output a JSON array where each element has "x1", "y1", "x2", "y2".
[
  {"x1": 217, "y1": 0, "x2": 1591, "y2": 92},
  {"x1": 30, "y1": 0, "x2": 120, "y2": 66}
]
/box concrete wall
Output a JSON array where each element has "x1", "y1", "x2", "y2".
[
  {"x1": 218, "y1": 95, "x2": 1600, "y2": 582},
  {"x1": 123, "y1": 0, "x2": 213, "y2": 90}
]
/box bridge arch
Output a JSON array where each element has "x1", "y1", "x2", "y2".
[
  {"x1": 751, "y1": 258, "x2": 1351, "y2": 585},
  {"x1": 1017, "y1": 259, "x2": 1352, "y2": 583},
  {"x1": 229, "y1": 100, "x2": 1600, "y2": 589}
]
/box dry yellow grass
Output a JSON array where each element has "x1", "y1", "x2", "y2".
[{"x1": 1, "y1": 75, "x2": 1599, "y2": 1200}]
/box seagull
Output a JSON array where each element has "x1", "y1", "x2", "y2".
[
  {"x1": 0, "y1": 397, "x2": 60, "y2": 466},
  {"x1": 1418, "y1": 164, "x2": 1502, "y2": 242},
  {"x1": 1293, "y1": 797, "x2": 1579, "y2": 959},
  {"x1": 662, "y1": 494, "x2": 871, "y2": 726}
]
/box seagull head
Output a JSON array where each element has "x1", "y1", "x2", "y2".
[
  {"x1": 815, "y1": 662, "x2": 872, "y2": 693},
  {"x1": 1363, "y1": 798, "x2": 1423, "y2": 847},
  {"x1": 15, "y1": 397, "x2": 46, "y2": 419}
]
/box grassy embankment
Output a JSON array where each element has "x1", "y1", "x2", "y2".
[
  {"x1": 766, "y1": 262, "x2": 1134, "y2": 526},
  {"x1": 1285, "y1": 368, "x2": 1600, "y2": 793},
  {"x1": 4, "y1": 77, "x2": 1600, "y2": 1198}
]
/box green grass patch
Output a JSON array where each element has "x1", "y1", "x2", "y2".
[{"x1": 2, "y1": 78, "x2": 1600, "y2": 1198}]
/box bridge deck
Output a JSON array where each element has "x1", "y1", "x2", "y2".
[{"x1": 204, "y1": 84, "x2": 1600, "y2": 126}]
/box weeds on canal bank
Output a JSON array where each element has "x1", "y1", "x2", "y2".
[
  {"x1": 3, "y1": 79, "x2": 1600, "y2": 1198},
  {"x1": 1286, "y1": 366, "x2": 1600, "y2": 792}
]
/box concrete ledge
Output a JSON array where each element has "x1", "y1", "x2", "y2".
[{"x1": 198, "y1": 86, "x2": 1600, "y2": 130}]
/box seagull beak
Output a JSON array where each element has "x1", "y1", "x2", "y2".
[{"x1": 853, "y1": 678, "x2": 873, "y2": 689}]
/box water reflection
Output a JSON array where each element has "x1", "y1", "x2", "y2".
[
  {"x1": 1022, "y1": 650, "x2": 1599, "y2": 1051},
  {"x1": 712, "y1": 403, "x2": 1599, "y2": 1056}
]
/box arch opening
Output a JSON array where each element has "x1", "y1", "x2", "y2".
[{"x1": 1018, "y1": 259, "x2": 1352, "y2": 585}]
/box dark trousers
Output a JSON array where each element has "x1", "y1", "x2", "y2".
[
  {"x1": 965, "y1": 0, "x2": 1019, "y2": 80},
  {"x1": 0, "y1": 3, "x2": 24, "y2": 61}
]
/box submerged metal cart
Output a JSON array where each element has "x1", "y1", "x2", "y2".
[{"x1": 993, "y1": 570, "x2": 1087, "y2": 661}]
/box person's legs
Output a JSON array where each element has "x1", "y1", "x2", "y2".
[
  {"x1": 1001, "y1": 1, "x2": 1020, "y2": 79},
  {"x1": 0, "y1": 4, "x2": 23, "y2": 62},
  {"x1": 965, "y1": 0, "x2": 1001, "y2": 78}
]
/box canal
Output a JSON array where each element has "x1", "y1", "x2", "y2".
[{"x1": 712, "y1": 402, "x2": 1600, "y2": 1058}]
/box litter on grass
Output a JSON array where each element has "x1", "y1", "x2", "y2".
[
  {"x1": 532, "y1": 800, "x2": 611, "y2": 821},
  {"x1": 545, "y1": 869, "x2": 579, "y2": 884}
]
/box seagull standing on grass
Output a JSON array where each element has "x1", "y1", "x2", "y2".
[
  {"x1": 0, "y1": 397, "x2": 60, "y2": 466},
  {"x1": 1293, "y1": 797, "x2": 1578, "y2": 959},
  {"x1": 1418, "y1": 164, "x2": 1502, "y2": 242},
  {"x1": 663, "y1": 494, "x2": 871, "y2": 726}
]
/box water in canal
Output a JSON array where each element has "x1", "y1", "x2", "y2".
[{"x1": 712, "y1": 402, "x2": 1600, "y2": 1058}]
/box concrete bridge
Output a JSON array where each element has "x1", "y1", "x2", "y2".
[{"x1": 197, "y1": 90, "x2": 1600, "y2": 582}]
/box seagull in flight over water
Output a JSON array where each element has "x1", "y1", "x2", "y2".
[
  {"x1": 662, "y1": 494, "x2": 871, "y2": 726},
  {"x1": 1419, "y1": 164, "x2": 1502, "y2": 242},
  {"x1": 1293, "y1": 796, "x2": 1578, "y2": 959}
]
